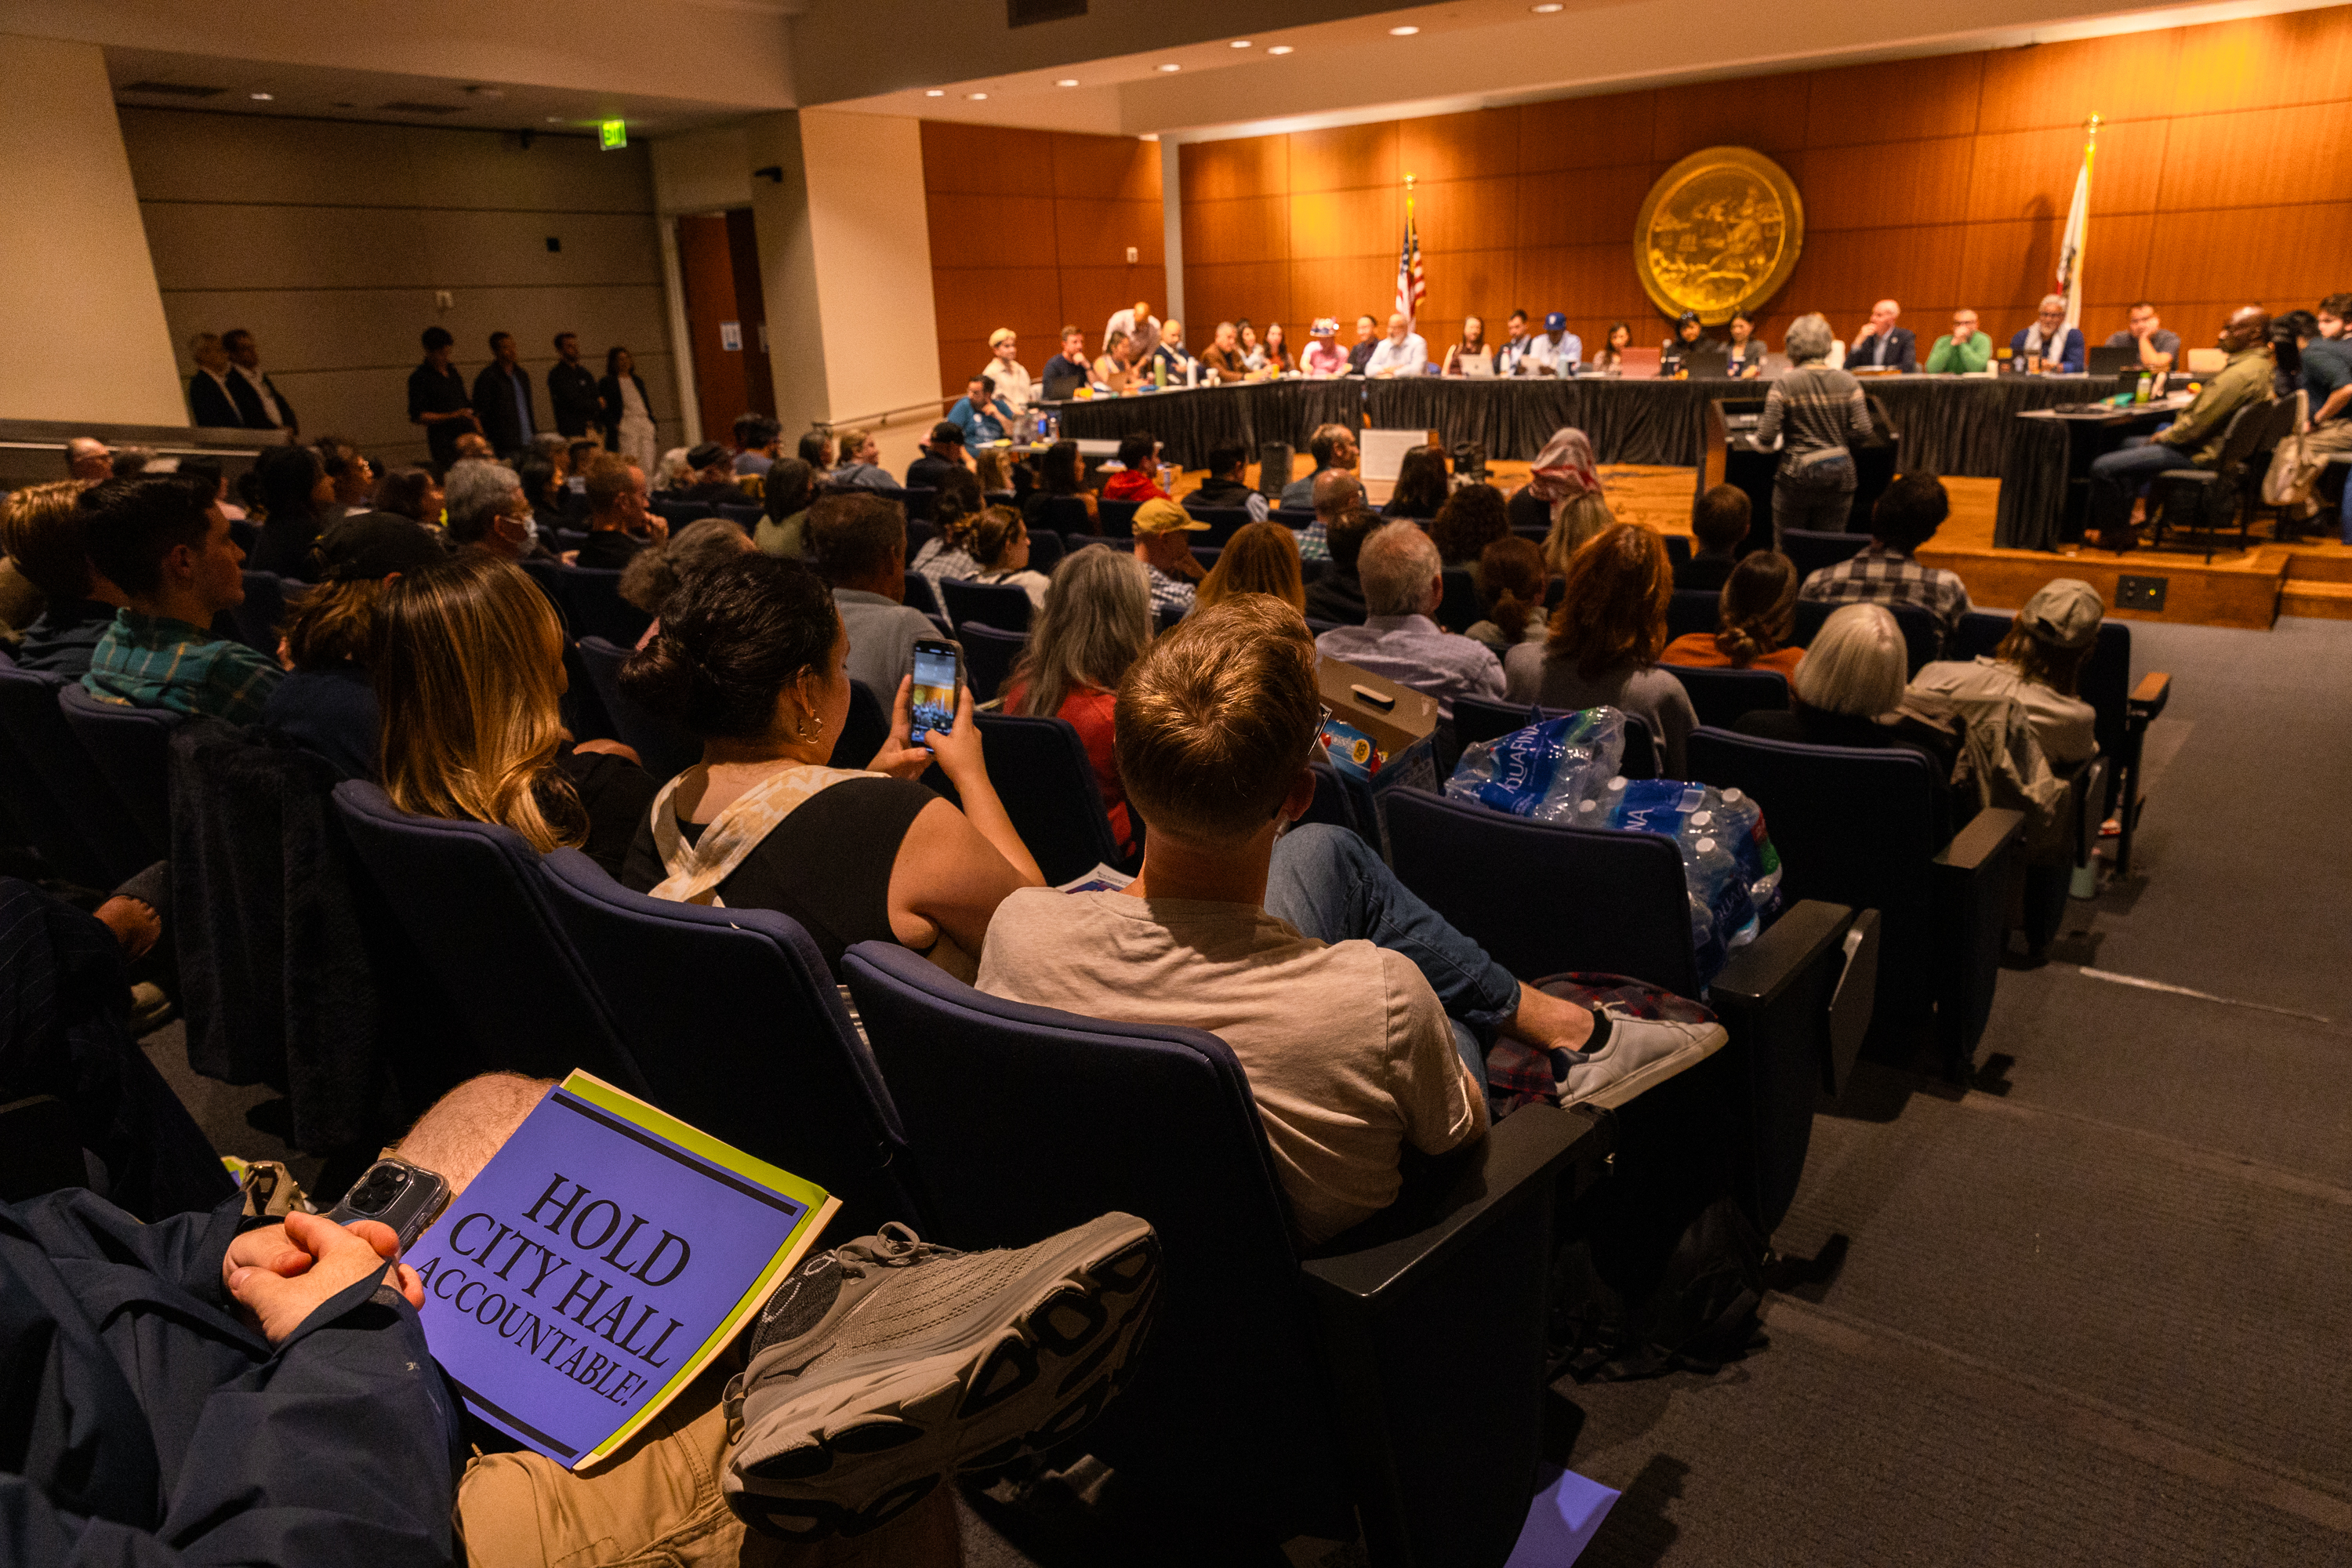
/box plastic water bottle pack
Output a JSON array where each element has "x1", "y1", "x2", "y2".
[{"x1": 1442, "y1": 709, "x2": 1626, "y2": 823}]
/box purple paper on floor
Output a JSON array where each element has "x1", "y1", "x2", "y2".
[{"x1": 1502, "y1": 1465, "x2": 1621, "y2": 1566}]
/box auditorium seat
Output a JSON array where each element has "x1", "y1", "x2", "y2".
[
  {"x1": 939, "y1": 579, "x2": 1033, "y2": 637},
  {"x1": 901, "y1": 572, "x2": 945, "y2": 619},
  {"x1": 574, "y1": 636, "x2": 700, "y2": 782},
  {"x1": 841, "y1": 939, "x2": 1607, "y2": 1561},
  {"x1": 549, "y1": 528, "x2": 591, "y2": 556},
  {"x1": 1024, "y1": 529, "x2": 1064, "y2": 572},
  {"x1": 1191, "y1": 545, "x2": 1222, "y2": 572},
  {"x1": 1378, "y1": 787, "x2": 1867, "y2": 1233},
  {"x1": 1184, "y1": 506, "x2": 1254, "y2": 547},
  {"x1": 898, "y1": 485, "x2": 938, "y2": 522},
  {"x1": 1791, "y1": 597, "x2": 1942, "y2": 670},
  {"x1": 716, "y1": 501, "x2": 763, "y2": 529},
  {"x1": 922, "y1": 713, "x2": 1128, "y2": 882},
  {"x1": 554, "y1": 565, "x2": 652, "y2": 648},
  {"x1": 956, "y1": 623, "x2": 1025, "y2": 707},
  {"x1": 1095, "y1": 499, "x2": 1140, "y2": 536},
  {"x1": 1065, "y1": 533, "x2": 1125, "y2": 555},
  {"x1": 1664, "y1": 664, "x2": 1791, "y2": 729},
  {"x1": 1780, "y1": 528, "x2": 1871, "y2": 583},
  {"x1": 1436, "y1": 568, "x2": 1482, "y2": 633},
  {"x1": 1451, "y1": 696, "x2": 1659, "y2": 780},
  {"x1": 1027, "y1": 495, "x2": 1092, "y2": 535},
  {"x1": 650, "y1": 499, "x2": 711, "y2": 528},
  {"x1": 903, "y1": 518, "x2": 935, "y2": 561},
  {"x1": 1664, "y1": 533, "x2": 1693, "y2": 568},
  {"x1": 0, "y1": 655, "x2": 132, "y2": 886},
  {"x1": 57, "y1": 685, "x2": 180, "y2": 865},
  {"x1": 231, "y1": 571, "x2": 295, "y2": 655},
  {"x1": 1668, "y1": 588, "x2": 1719, "y2": 644},
  {"x1": 834, "y1": 679, "x2": 888, "y2": 771},
  {"x1": 534, "y1": 851, "x2": 924, "y2": 1236},
  {"x1": 2149, "y1": 398, "x2": 2296, "y2": 561},
  {"x1": 1686, "y1": 726, "x2": 2024, "y2": 1080}
]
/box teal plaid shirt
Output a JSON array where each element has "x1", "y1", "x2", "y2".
[{"x1": 82, "y1": 608, "x2": 283, "y2": 725}]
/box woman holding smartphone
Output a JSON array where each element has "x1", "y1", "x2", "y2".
[{"x1": 619, "y1": 554, "x2": 1043, "y2": 978}]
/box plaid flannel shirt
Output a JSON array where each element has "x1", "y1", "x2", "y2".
[
  {"x1": 1796, "y1": 543, "x2": 1973, "y2": 636},
  {"x1": 1145, "y1": 564, "x2": 1196, "y2": 619},
  {"x1": 82, "y1": 608, "x2": 283, "y2": 725}
]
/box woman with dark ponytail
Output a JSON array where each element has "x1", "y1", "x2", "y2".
[
  {"x1": 1462, "y1": 535, "x2": 1549, "y2": 659},
  {"x1": 1661, "y1": 549, "x2": 1805, "y2": 675},
  {"x1": 617, "y1": 553, "x2": 1043, "y2": 975}
]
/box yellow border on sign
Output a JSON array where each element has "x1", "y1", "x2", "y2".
[{"x1": 1632, "y1": 146, "x2": 1806, "y2": 327}]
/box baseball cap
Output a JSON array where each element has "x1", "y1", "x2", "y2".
[
  {"x1": 1309, "y1": 318, "x2": 1339, "y2": 338},
  {"x1": 2017, "y1": 578, "x2": 2103, "y2": 649},
  {"x1": 1544, "y1": 312, "x2": 1566, "y2": 331},
  {"x1": 1131, "y1": 498, "x2": 1208, "y2": 535},
  {"x1": 686, "y1": 441, "x2": 731, "y2": 470},
  {"x1": 312, "y1": 512, "x2": 449, "y2": 582},
  {"x1": 927, "y1": 420, "x2": 967, "y2": 446},
  {"x1": 989, "y1": 328, "x2": 1016, "y2": 348}
]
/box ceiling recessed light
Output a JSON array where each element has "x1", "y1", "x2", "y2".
[
  {"x1": 1388, "y1": 24, "x2": 1420, "y2": 35},
  {"x1": 1057, "y1": 78, "x2": 1079, "y2": 86},
  {"x1": 1531, "y1": 2, "x2": 1563, "y2": 10},
  {"x1": 966, "y1": 91, "x2": 989, "y2": 100},
  {"x1": 1156, "y1": 63, "x2": 1181, "y2": 72},
  {"x1": 1266, "y1": 44, "x2": 1294, "y2": 54},
  {"x1": 544, "y1": 114, "x2": 564, "y2": 122},
  {"x1": 1231, "y1": 39, "x2": 1251, "y2": 47},
  {"x1": 249, "y1": 92, "x2": 274, "y2": 100},
  {"x1": 925, "y1": 89, "x2": 945, "y2": 96}
]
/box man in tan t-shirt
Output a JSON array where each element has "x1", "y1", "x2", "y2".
[{"x1": 978, "y1": 596, "x2": 1726, "y2": 1247}]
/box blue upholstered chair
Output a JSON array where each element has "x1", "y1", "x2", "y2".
[
  {"x1": 575, "y1": 636, "x2": 701, "y2": 782},
  {"x1": 57, "y1": 685, "x2": 181, "y2": 865},
  {"x1": 939, "y1": 579, "x2": 1033, "y2": 637},
  {"x1": 1662, "y1": 664, "x2": 1791, "y2": 730}
]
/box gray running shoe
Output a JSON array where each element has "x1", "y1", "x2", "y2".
[
  {"x1": 723, "y1": 1212, "x2": 1159, "y2": 1541},
  {"x1": 1555, "y1": 1011, "x2": 1728, "y2": 1108}
]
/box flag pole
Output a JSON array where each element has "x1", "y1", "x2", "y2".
[{"x1": 2059, "y1": 113, "x2": 2100, "y2": 337}]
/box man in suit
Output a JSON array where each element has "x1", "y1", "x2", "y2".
[
  {"x1": 470, "y1": 332, "x2": 537, "y2": 457},
  {"x1": 220, "y1": 329, "x2": 296, "y2": 433},
  {"x1": 2009, "y1": 295, "x2": 2086, "y2": 374},
  {"x1": 546, "y1": 332, "x2": 603, "y2": 440},
  {"x1": 186, "y1": 333, "x2": 243, "y2": 428},
  {"x1": 1846, "y1": 299, "x2": 1917, "y2": 373}
]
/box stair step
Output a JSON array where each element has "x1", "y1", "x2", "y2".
[
  {"x1": 2281, "y1": 547, "x2": 2352, "y2": 584},
  {"x1": 2280, "y1": 579, "x2": 2352, "y2": 619}
]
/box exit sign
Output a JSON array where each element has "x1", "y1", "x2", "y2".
[{"x1": 598, "y1": 119, "x2": 627, "y2": 151}]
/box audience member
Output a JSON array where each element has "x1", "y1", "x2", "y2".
[
  {"x1": 619, "y1": 554, "x2": 1040, "y2": 973},
  {"x1": 978, "y1": 596, "x2": 1726, "y2": 1245},
  {"x1": 1301, "y1": 318, "x2": 1351, "y2": 377},
  {"x1": 1725, "y1": 309, "x2": 1766, "y2": 378},
  {"x1": 1662, "y1": 550, "x2": 1804, "y2": 674},
  {"x1": 1296, "y1": 468, "x2": 1362, "y2": 564},
  {"x1": 1365, "y1": 313, "x2": 1431, "y2": 379},
  {"x1": 1345, "y1": 314, "x2": 1381, "y2": 375},
  {"x1": 1797, "y1": 473, "x2": 1972, "y2": 637},
  {"x1": 264, "y1": 512, "x2": 447, "y2": 779},
  {"x1": 1279, "y1": 422, "x2": 1359, "y2": 510},
  {"x1": 811, "y1": 491, "x2": 938, "y2": 699},
  {"x1": 1131, "y1": 499, "x2": 1208, "y2": 620},
  {"x1": 905, "y1": 423, "x2": 971, "y2": 494},
  {"x1": 575, "y1": 456, "x2": 666, "y2": 570},
  {"x1": 1527, "y1": 426, "x2": 1614, "y2": 573},
  {"x1": 947, "y1": 375, "x2": 1014, "y2": 451},
  {"x1": 1316, "y1": 521, "x2": 1504, "y2": 717},
  {"x1": 222, "y1": 328, "x2": 296, "y2": 434},
  {"x1": 981, "y1": 328, "x2": 1035, "y2": 413},
  {"x1": 78, "y1": 474, "x2": 280, "y2": 724},
  {"x1": 2106, "y1": 300, "x2": 2182, "y2": 373},
  {"x1": 621, "y1": 516, "x2": 757, "y2": 630},
  {"x1": 441, "y1": 458, "x2": 543, "y2": 562},
  {"x1": 1195, "y1": 520, "x2": 1306, "y2": 613},
  {"x1": 180, "y1": 455, "x2": 241, "y2": 521},
  {"x1": 1040, "y1": 326, "x2": 1091, "y2": 401},
  {"x1": 1524, "y1": 313, "x2": 1581, "y2": 376},
  {"x1": 1442, "y1": 315, "x2": 1492, "y2": 376},
  {"x1": 452, "y1": 431, "x2": 495, "y2": 463},
  {"x1": 797, "y1": 430, "x2": 835, "y2": 471},
  {"x1": 1189, "y1": 437, "x2": 1269, "y2": 521},
  {"x1": 600, "y1": 346, "x2": 659, "y2": 472},
  {"x1": 185, "y1": 331, "x2": 242, "y2": 427},
  {"x1": 674, "y1": 443, "x2": 749, "y2": 509},
  {"x1": 1431, "y1": 482, "x2": 1508, "y2": 580},
  {"x1": 2086, "y1": 306, "x2": 2274, "y2": 549},
  {"x1": 375, "y1": 552, "x2": 652, "y2": 869},
  {"x1": 831, "y1": 426, "x2": 895, "y2": 490},
  {"x1": 1736, "y1": 602, "x2": 1960, "y2": 781},
  {"x1": 1926, "y1": 309, "x2": 1992, "y2": 374},
  {"x1": 1004, "y1": 546, "x2": 1151, "y2": 858},
  {"x1": 1462, "y1": 535, "x2": 1550, "y2": 659},
  {"x1": 1023, "y1": 438, "x2": 1099, "y2": 528},
  {"x1": 912, "y1": 495, "x2": 982, "y2": 587},
  {"x1": 2281, "y1": 292, "x2": 2352, "y2": 520},
  {"x1": 540, "y1": 331, "x2": 601, "y2": 441},
  {"x1": 372, "y1": 465, "x2": 444, "y2": 526},
  {"x1": 109, "y1": 447, "x2": 158, "y2": 480},
  {"x1": 247, "y1": 442, "x2": 337, "y2": 577},
  {"x1": 1504, "y1": 523, "x2": 1698, "y2": 775},
  {"x1": 1588, "y1": 321, "x2": 1632, "y2": 376},
  {"x1": 1679, "y1": 484, "x2": 1752, "y2": 591},
  {"x1": 1381, "y1": 445, "x2": 1450, "y2": 521},
  {"x1": 2, "y1": 481, "x2": 126, "y2": 675},
  {"x1": 1304, "y1": 503, "x2": 1378, "y2": 625},
  {"x1": 752, "y1": 457, "x2": 818, "y2": 559},
  {"x1": 66, "y1": 437, "x2": 114, "y2": 487},
  {"x1": 512, "y1": 452, "x2": 566, "y2": 539},
  {"x1": 2009, "y1": 295, "x2": 2085, "y2": 374},
  {"x1": 1846, "y1": 299, "x2": 1916, "y2": 373},
  {"x1": 731, "y1": 413, "x2": 782, "y2": 477},
  {"x1": 470, "y1": 332, "x2": 537, "y2": 456},
  {"x1": 1759, "y1": 312, "x2": 1873, "y2": 540},
  {"x1": 1911, "y1": 578, "x2": 2102, "y2": 768},
  {"x1": 407, "y1": 326, "x2": 478, "y2": 470},
  {"x1": 967, "y1": 506, "x2": 1051, "y2": 610},
  {"x1": 1102, "y1": 432, "x2": 1168, "y2": 505}
]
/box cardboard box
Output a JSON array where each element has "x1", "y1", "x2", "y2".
[{"x1": 1316, "y1": 656, "x2": 1440, "y2": 795}]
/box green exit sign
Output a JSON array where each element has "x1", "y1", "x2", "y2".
[{"x1": 598, "y1": 119, "x2": 627, "y2": 151}]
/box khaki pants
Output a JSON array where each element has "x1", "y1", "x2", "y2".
[
  {"x1": 2281, "y1": 420, "x2": 2352, "y2": 517},
  {"x1": 456, "y1": 1367, "x2": 964, "y2": 1568}
]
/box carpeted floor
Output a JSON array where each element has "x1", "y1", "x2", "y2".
[{"x1": 142, "y1": 614, "x2": 2352, "y2": 1566}]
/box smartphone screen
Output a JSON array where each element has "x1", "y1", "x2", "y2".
[{"x1": 909, "y1": 641, "x2": 960, "y2": 746}]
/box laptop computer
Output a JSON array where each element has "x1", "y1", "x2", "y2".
[{"x1": 2086, "y1": 344, "x2": 2140, "y2": 376}]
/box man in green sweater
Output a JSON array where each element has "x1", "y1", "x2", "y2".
[{"x1": 1926, "y1": 309, "x2": 1993, "y2": 374}]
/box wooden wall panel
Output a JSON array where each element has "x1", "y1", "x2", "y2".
[
  {"x1": 1186, "y1": 262, "x2": 1290, "y2": 336},
  {"x1": 1054, "y1": 198, "x2": 1164, "y2": 267},
  {"x1": 1163, "y1": 6, "x2": 2352, "y2": 379},
  {"x1": 926, "y1": 193, "x2": 1058, "y2": 269},
  {"x1": 1059, "y1": 264, "x2": 1168, "y2": 339},
  {"x1": 1051, "y1": 133, "x2": 1159, "y2": 201},
  {"x1": 920, "y1": 122, "x2": 1054, "y2": 194}
]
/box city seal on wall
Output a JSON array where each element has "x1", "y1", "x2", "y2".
[{"x1": 1634, "y1": 147, "x2": 1805, "y2": 325}]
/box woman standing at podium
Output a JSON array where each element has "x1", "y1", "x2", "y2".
[{"x1": 1756, "y1": 314, "x2": 1873, "y2": 543}]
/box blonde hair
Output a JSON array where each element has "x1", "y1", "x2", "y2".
[
  {"x1": 372, "y1": 554, "x2": 587, "y2": 853},
  {"x1": 1009, "y1": 546, "x2": 1151, "y2": 722},
  {"x1": 1196, "y1": 521, "x2": 1306, "y2": 612},
  {"x1": 1541, "y1": 491, "x2": 1614, "y2": 575},
  {"x1": 973, "y1": 448, "x2": 1014, "y2": 493},
  {"x1": 0, "y1": 479, "x2": 95, "y2": 600},
  {"x1": 1793, "y1": 603, "x2": 1904, "y2": 716}
]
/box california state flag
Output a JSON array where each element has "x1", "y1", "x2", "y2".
[{"x1": 2055, "y1": 147, "x2": 2091, "y2": 335}]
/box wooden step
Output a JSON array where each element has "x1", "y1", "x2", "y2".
[
  {"x1": 2281, "y1": 579, "x2": 2352, "y2": 619},
  {"x1": 2280, "y1": 546, "x2": 2352, "y2": 583}
]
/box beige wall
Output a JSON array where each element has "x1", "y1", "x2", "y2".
[
  {"x1": 122, "y1": 107, "x2": 684, "y2": 466},
  {"x1": 0, "y1": 35, "x2": 184, "y2": 425}
]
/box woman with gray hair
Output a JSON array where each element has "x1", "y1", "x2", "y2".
[
  {"x1": 619, "y1": 515, "x2": 757, "y2": 621},
  {"x1": 1756, "y1": 312, "x2": 1875, "y2": 544},
  {"x1": 1734, "y1": 602, "x2": 1959, "y2": 782},
  {"x1": 1001, "y1": 545, "x2": 1152, "y2": 858}
]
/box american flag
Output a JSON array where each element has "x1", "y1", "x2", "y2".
[{"x1": 1394, "y1": 199, "x2": 1425, "y2": 332}]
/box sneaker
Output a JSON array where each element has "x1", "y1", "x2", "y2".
[
  {"x1": 723, "y1": 1212, "x2": 1159, "y2": 1542},
  {"x1": 1553, "y1": 1011, "x2": 1728, "y2": 1109},
  {"x1": 129, "y1": 982, "x2": 173, "y2": 1037}
]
